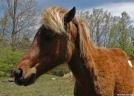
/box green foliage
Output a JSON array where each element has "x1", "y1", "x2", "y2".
[
  {"x1": 48, "y1": 64, "x2": 70, "y2": 76},
  {"x1": 0, "y1": 47, "x2": 24, "y2": 77},
  {"x1": 107, "y1": 11, "x2": 134, "y2": 56}
]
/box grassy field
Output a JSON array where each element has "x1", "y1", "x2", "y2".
[{"x1": 0, "y1": 74, "x2": 74, "y2": 96}]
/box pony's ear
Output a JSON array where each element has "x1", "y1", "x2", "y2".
[{"x1": 64, "y1": 7, "x2": 76, "y2": 23}]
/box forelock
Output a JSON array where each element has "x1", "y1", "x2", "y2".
[{"x1": 39, "y1": 6, "x2": 67, "y2": 34}]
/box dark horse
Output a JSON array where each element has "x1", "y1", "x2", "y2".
[{"x1": 13, "y1": 6, "x2": 134, "y2": 96}]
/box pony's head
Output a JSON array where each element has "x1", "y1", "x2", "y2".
[{"x1": 13, "y1": 6, "x2": 78, "y2": 86}]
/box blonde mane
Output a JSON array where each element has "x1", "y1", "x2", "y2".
[
  {"x1": 40, "y1": 6, "x2": 95, "y2": 58},
  {"x1": 40, "y1": 6, "x2": 67, "y2": 34},
  {"x1": 78, "y1": 19, "x2": 95, "y2": 58}
]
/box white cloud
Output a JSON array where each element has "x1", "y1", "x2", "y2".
[{"x1": 96, "y1": 2, "x2": 134, "y2": 20}]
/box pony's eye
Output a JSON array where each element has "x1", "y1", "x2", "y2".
[{"x1": 46, "y1": 34, "x2": 56, "y2": 40}]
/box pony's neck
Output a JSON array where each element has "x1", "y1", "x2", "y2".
[
  {"x1": 67, "y1": 19, "x2": 99, "y2": 94},
  {"x1": 68, "y1": 20, "x2": 98, "y2": 85},
  {"x1": 68, "y1": 46, "x2": 98, "y2": 94}
]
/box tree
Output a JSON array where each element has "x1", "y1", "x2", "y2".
[
  {"x1": 107, "y1": 12, "x2": 134, "y2": 56},
  {"x1": 1, "y1": 0, "x2": 39, "y2": 51},
  {"x1": 77, "y1": 9, "x2": 134, "y2": 56},
  {"x1": 77, "y1": 9, "x2": 117, "y2": 47},
  {"x1": 0, "y1": 14, "x2": 9, "y2": 48},
  {"x1": 128, "y1": 25, "x2": 134, "y2": 56},
  {"x1": 132, "y1": 37, "x2": 134, "y2": 55},
  {"x1": 0, "y1": 0, "x2": 39, "y2": 76}
]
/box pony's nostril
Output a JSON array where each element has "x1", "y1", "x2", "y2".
[
  {"x1": 18, "y1": 68, "x2": 23, "y2": 78},
  {"x1": 14, "y1": 68, "x2": 23, "y2": 78},
  {"x1": 14, "y1": 68, "x2": 23, "y2": 85}
]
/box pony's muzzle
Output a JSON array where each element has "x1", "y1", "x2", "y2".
[
  {"x1": 13, "y1": 67, "x2": 36, "y2": 86},
  {"x1": 13, "y1": 68, "x2": 23, "y2": 85}
]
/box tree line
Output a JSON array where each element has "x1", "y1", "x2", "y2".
[
  {"x1": 0, "y1": 0, "x2": 134, "y2": 77},
  {"x1": 78, "y1": 9, "x2": 134, "y2": 55}
]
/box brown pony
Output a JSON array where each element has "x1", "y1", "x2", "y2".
[{"x1": 13, "y1": 6, "x2": 134, "y2": 96}]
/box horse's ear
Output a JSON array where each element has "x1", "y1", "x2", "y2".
[{"x1": 64, "y1": 7, "x2": 76, "y2": 23}]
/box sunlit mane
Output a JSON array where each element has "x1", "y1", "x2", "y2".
[
  {"x1": 78, "y1": 19, "x2": 95, "y2": 58},
  {"x1": 40, "y1": 6, "x2": 67, "y2": 34}
]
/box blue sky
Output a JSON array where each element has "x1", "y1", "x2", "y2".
[
  {"x1": 38, "y1": 0, "x2": 134, "y2": 9},
  {"x1": 0, "y1": 0, "x2": 134, "y2": 23},
  {"x1": 38, "y1": 0, "x2": 134, "y2": 23}
]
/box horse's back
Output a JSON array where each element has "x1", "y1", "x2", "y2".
[
  {"x1": 111, "y1": 48, "x2": 134, "y2": 94},
  {"x1": 95, "y1": 48, "x2": 134, "y2": 95}
]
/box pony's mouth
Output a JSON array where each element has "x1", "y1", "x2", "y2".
[
  {"x1": 14, "y1": 69, "x2": 36, "y2": 86},
  {"x1": 14, "y1": 73, "x2": 36, "y2": 86}
]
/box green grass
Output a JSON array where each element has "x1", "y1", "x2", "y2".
[{"x1": 0, "y1": 74, "x2": 74, "y2": 96}]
